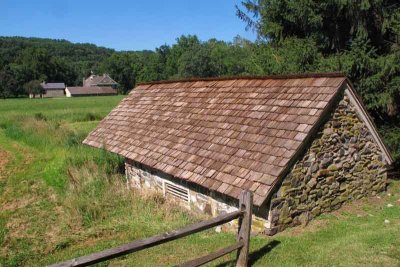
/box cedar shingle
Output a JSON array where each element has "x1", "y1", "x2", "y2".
[{"x1": 84, "y1": 74, "x2": 346, "y2": 206}]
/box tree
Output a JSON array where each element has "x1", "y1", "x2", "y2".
[
  {"x1": 177, "y1": 43, "x2": 217, "y2": 77},
  {"x1": 4, "y1": 64, "x2": 30, "y2": 97},
  {"x1": 136, "y1": 52, "x2": 166, "y2": 83},
  {"x1": 236, "y1": 0, "x2": 400, "y2": 165},
  {"x1": 23, "y1": 80, "x2": 43, "y2": 98},
  {"x1": 99, "y1": 52, "x2": 138, "y2": 94},
  {"x1": 0, "y1": 67, "x2": 16, "y2": 98},
  {"x1": 48, "y1": 57, "x2": 77, "y2": 86},
  {"x1": 236, "y1": 0, "x2": 400, "y2": 118},
  {"x1": 237, "y1": 0, "x2": 400, "y2": 53},
  {"x1": 165, "y1": 35, "x2": 202, "y2": 78}
]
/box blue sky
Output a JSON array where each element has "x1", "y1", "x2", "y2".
[{"x1": 0, "y1": 0, "x2": 257, "y2": 51}]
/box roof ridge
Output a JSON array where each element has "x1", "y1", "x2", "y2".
[
  {"x1": 137, "y1": 72, "x2": 346, "y2": 86},
  {"x1": 97, "y1": 74, "x2": 117, "y2": 85}
]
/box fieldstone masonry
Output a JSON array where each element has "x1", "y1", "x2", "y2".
[
  {"x1": 269, "y1": 94, "x2": 387, "y2": 232},
  {"x1": 125, "y1": 159, "x2": 270, "y2": 232}
]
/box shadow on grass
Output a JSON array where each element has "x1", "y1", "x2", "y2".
[{"x1": 216, "y1": 240, "x2": 280, "y2": 266}]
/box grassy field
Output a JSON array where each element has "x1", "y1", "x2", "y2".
[{"x1": 0, "y1": 96, "x2": 399, "y2": 267}]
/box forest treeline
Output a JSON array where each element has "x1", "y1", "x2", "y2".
[{"x1": 0, "y1": 1, "x2": 399, "y2": 163}]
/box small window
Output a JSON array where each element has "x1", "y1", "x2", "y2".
[{"x1": 163, "y1": 181, "x2": 190, "y2": 203}]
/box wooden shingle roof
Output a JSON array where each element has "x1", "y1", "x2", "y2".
[
  {"x1": 83, "y1": 73, "x2": 363, "y2": 206},
  {"x1": 66, "y1": 86, "x2": 117, "y2": 96},
  {"x1": 41, "y1": 82, "x2": 65, "y2": 90}
]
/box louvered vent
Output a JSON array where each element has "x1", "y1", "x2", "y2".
[{"x1": 163, "y1": 181, "x2": 190, "y2": 203}]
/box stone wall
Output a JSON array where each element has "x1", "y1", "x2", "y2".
[
  {"x1": 269, "y1": 94, "x2": 387, "y2": 232},
  {"x1": 125, "y1": 159, "x2": 270, "y2": 232}
]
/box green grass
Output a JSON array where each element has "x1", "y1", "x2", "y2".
[{"x1": 0, "y1": 96, "x2": 399, "y2": 267}]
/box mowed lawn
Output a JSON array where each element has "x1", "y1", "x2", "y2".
[{"x1": 0, "y1": 96, "x2": 399, "y2": 267}]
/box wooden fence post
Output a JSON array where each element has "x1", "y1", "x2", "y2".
[{"x1": 236, "y1": 191, "x2": 252, "y2": 267}]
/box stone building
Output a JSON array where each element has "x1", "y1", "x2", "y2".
[
  {"x1": 83, "y1": 73, "x2": 393, "y2": 234},
  {"x1": 83, "y1": 73, "x2": 118, "y2": 89}
]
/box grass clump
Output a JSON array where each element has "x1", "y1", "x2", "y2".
[
  {"x1": 83, "y1": 112, "x2": 102, "y2": 122},
  {"x1": 64, "y1": 131, "x2": 87, "y2": 147},
  {"x1": 65, "y1": 163, "x2": 125, "y2": 227},
  {"x1": 34, "y1": 112, "x2": 47, "y2": 121}
]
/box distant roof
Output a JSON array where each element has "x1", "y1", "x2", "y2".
[
  {"x1": 84, "y1": 74, "x2": 117, "y2": 86},
  {"x1": 41, "y1": 82, "x2": 65, "y2": 90},
  {"x1": 83, "y1": 73, "x2": 392, "y2": 206},
  {"x1": 66, "y1": 86, "x2": 117, "y2": 96}
]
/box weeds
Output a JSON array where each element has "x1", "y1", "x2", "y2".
[
  {"x1": 84, "y1": 112, "x2": 102, "y2": 122},
  {"x1": 65, "y1": 131, "x2": 87, "y2": 147},
  {"x1": 65, "y1": 163, "x2": 127, "y2": 227},
  {"x1": 34, "y1": 112, "x2": 47, "y2": 121}
]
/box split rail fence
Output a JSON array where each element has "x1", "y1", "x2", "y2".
[{"x1": 49, "y1": 191, "x2": 253, "y2": 267}]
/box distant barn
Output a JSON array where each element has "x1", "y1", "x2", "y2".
[
  {"x1": 29, "y1": 82, "x2": 65, "y2": 98},
  {"x1": 65, "y1": 86, "x2": 117, "y2": 97},
  {"x1": 84, "y1": 73, "x2": 393, "y2": 234},
  {"x1": 65, "y1": 73, "x2": 118, "y2": 97}
]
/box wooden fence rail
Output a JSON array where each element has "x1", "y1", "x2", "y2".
[{"x1": 49, "y1": 191, "x2": 253, "y2": 267}]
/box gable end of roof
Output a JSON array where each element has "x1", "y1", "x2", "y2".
[
  {"x1": 261, "y1": 79, "x2": 348, "y2": 206},
  {"x1": 262, "y1": 80, "x2": 393, "y2": 206},
  {"x1": 344, "y1": 83, "x2": 393, "y2": 165}
]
